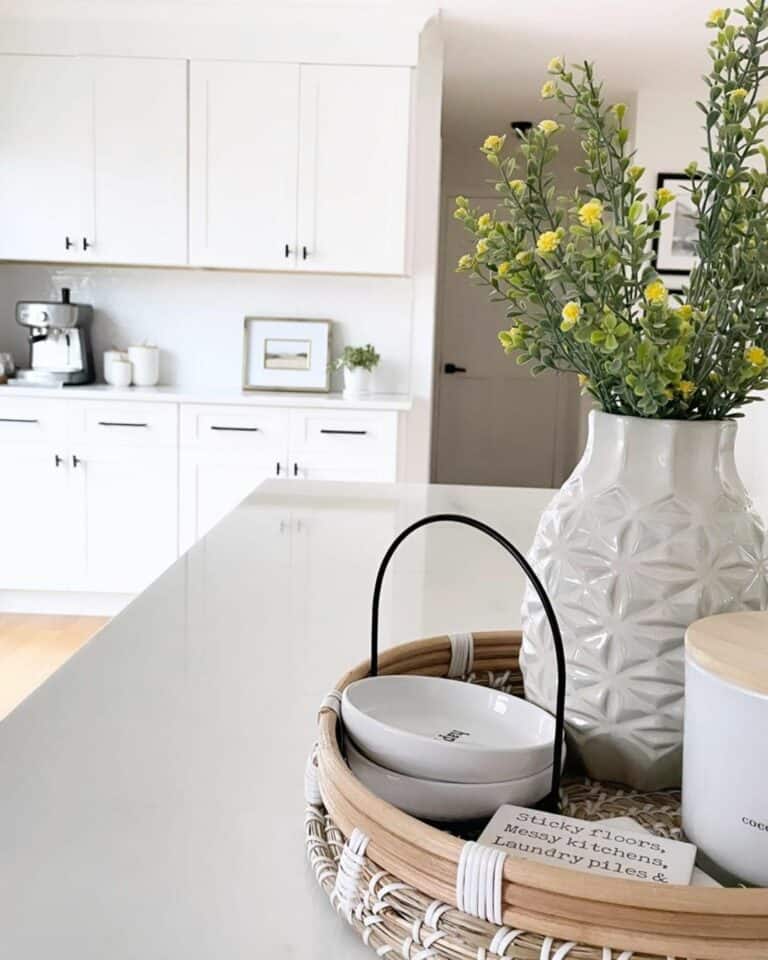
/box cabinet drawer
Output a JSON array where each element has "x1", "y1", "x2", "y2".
[
  {"x1": 0, "y1": 397, "x2": 68, "y2": 444},
  {"x1": 70, "y1": 401, "x2": 178, "y2": 447},
  {"x1": 181, "y1": 404, "x2": 289, "y2": 453},
  {"x1": 290, "y1": 409, "x2": 398, "y2": 466}
]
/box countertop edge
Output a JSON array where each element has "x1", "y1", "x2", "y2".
[{"x1": 0, "y1": 384, "x2": 413, "y2": 411}]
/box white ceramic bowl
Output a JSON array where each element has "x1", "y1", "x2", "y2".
[
  {"x1": 341, "y1": 675, "x2": 561, "y2": 783},
  {"x1": 345, "y1": 739, "x2": 553, "y2": 821}
]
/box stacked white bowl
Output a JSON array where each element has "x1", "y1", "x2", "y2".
[{"x1": 341, "y1": 675, "x2": 563, "y2": 822}]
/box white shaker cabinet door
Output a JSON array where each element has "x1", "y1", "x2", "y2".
[
  {"x1": 189, "y1": 61, "x2": 300, "y2": 270},
  {"x1": 0, "y1": 55, "x2": 90, "y2": 263},
  {"x1": 70, "y1": 446, "x2": 179, "y2": 595},
  {"x1": 81, "y1": 57, "x2": 188, "y2": 266},
  {"x1": 0, "y1": 400, "x2": 73, "y2": 591},
  {"x1": 296, "y1": 65, "x2": 411, "y2": 275},
  {"x1": 179, "y1": 454, "x2": 282, "y2": 553}
]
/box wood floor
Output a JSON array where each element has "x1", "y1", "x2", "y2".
[{"x1": 0, "y1": 614, "x2": 109, "y2": 721}]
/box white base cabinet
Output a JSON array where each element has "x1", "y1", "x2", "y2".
[
  {"x1": 0, "y1": 395, "x2": 401, "y2": 599},
  {"x1": 0, "y1": 398, "x2": 179, "y2": 595},
  {"x1": 179, "y1": 403, "x2": 398, "y2": 550}
]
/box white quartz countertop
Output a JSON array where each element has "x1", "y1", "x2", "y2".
[
  {"x1": 0, "y1": 479, "x2": 554, "y2": 958},
  {"x1": 0, "y1": 382, "x2": 413, "y2": 410}
]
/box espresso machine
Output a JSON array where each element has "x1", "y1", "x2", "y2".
[{"x1": 13, "y1": 288, "x2": 94, "y2": 386}]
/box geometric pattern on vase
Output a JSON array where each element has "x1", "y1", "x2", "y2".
[{"x1": 520, "y1": 414, "x2": 768, "y2": 790}]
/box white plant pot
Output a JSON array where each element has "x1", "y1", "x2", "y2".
[
  {"x1": 343, "y1": 366, "x2": 372, "y2": 399},
  {"x1": 521, "y1": 409, "x2": 768, "y2": 790}
]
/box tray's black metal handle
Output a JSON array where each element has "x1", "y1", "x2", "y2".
[{"x1": 370, "y1": 513, "x2": 566, "y2": 814}]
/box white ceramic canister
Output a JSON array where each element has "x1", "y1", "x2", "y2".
[
  {"x1": 109, "y1": 358, "x2": 133, "y2": 388},
  {"x1": 128, "y1": 345, "x2": 160, "y2": 387},
  {"x1": 682, "y1": 611, "x2": 768, "y2": 886},
  {"x1": 103, "y1": 349, "x2": 128, "y2": 386}
]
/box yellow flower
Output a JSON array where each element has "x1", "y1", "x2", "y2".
[
  {"x1": 560, "y1": 301, "x2": 582, "y2": 331},
  {"x1": 673, "y1": 304, "x2": 694, "y2": 322},
  {"x1": 541, "y1": 80, "x2": 557, "y2": 100},
  {"x1": 577, "y1": 373, "x2": 591, "y2": 388},
  {"x1": 475, "y1": 238, "x2": 489, "y2": 256},
  {"x1": 508, "y1": 179, "x2": 525, "y2": 195},
  {"x1": 677, "y1": 380, "x2": 696, "y2": 399},
  {"x1": 706, "y1": 7, "x2": 728, "y2": 26},
  {"x1": 728, "y1": 88, "x2": 749, "y2": 103},
  {"x1": 515, "y1": 250, "x2": 533, "y2": 266},
  {"x1": 644, "y1": 280, "x2": 667, "y2": 305},
  {"x1": 745, "y1": 346, "x2": 767, "y2": 369},
  {"x1": 453, "y1": 207, "x2": 468, "y2": 221},
  {"x1": 497, "y1": 261, "x2": 511, "y2": 277},
  {"x1": 656, "y1": 187, "x2": 676, "y2": 207},
  {"x1": 547, "y1": 57, "x2": 564, "y2": 74},
  {"x1": 578, "y1": 199, "x2": 603, "y2": 227},
  {"x1": 456, "y1": 254, "x2": 474, "y2": 272},
  {"x1": 477, "y1": 212, "x2": 492, "y2": 232},
  {"x1": 482, "y1": 134, "x2": 506, "y2": 153},
  {"x1": 627, "y1": 164, "x2": 645, "y2": 181},
  {"x1": 536, "y1": 230, "x2": 561, "y2": 254},
  {"x1": 455, "y1": 195, "x2": 469, "y2": 208},
  {"x1": 538, "y1": 119, "x2": 560, "y2": 135}
]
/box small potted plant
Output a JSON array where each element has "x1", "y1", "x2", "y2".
[{"x1": 333, "y1": 344, "x2": 380, "y2": 398}]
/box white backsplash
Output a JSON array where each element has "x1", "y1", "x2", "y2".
[{"x1": 0, "y1": 263, "x2": 414, "y2": 393}]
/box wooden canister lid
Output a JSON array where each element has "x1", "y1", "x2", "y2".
[{"x1": 685, "y1": 611, "x2": 768, "y2": 695}]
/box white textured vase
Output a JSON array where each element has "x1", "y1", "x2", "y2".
[{"x1": 521, "y1": 410, "x2": 768, "y2": 790}]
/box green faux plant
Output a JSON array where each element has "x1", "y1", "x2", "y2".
[
  {"x1": 456, "y1": 2, "x2": 768, "y2": 419},
  {"x1": 333, "y1": 344, "x2": 381, "y2": 372}
]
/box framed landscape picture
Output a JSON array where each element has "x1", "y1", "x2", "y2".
[
  {"x1": 242, "y1": 317, "x2": 331, "y2": 392},
  {"x1": 652, "y1": 172, "x2": 698, "y2": 276}
]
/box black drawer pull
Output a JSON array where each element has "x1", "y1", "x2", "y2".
[
  {"x1": 97, "y1": 421, "x2": 149, "y2": 428},
  {"x1": 210, "y1": 425, "x2": 261, "y2": 432},
  {"x1": 0, "y1": 417, "x2": 38, "y2": 424},
  {"x1": 320, "y1": 428, "x2": 368, "y2": 436}
]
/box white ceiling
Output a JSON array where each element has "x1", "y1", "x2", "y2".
[{"x1": 437, "y1": 0, "x2": 713, "y2": 145}]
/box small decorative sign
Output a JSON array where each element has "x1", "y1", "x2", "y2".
[{"x1": 478, "y1": 805, "x2": 696, "y2": 885}]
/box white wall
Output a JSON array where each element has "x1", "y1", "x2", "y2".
[
  {"x1": 634, "y1": 85, "x2": 768, "y2": 520},
  {"x1": 0, "y1": 264, "x2": 413, "y2": 394}
]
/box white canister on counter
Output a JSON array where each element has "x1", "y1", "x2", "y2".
[
  {"x1": 109, "y1": 358, "x2": 133, "y2": 388},
  {"x1": 104, "y1": 349, "x2": 129, "y2": 386},
  {"x1": 128, "y1": 345, "x2": 160, "y2": 387},
  {"x1": 683, "y1": 611, "x2": 768, "y2": 886}
]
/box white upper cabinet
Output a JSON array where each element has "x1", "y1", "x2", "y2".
[
  {"x1": 0, "y1": 56, "x2": 91, "y2": 262},
  {"x1": 0, "y1": 54, "x2": 187, "y2": 267},
  {"x1": 0, "y1": 55, "x2": 412, "y2": 274},
  {"x1": 189, "y1": 61, "x2": 300, "y2": 270},
  {"x1": 297, "y1": 65, "x2": 411, "y2": 275},
  {"x1": 83, "y1": 57, "x2": 188, "y2": 266}
]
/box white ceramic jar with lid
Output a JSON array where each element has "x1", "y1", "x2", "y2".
[{"x1": 682, "y1": 611, "x2": 768, "y2": 886}]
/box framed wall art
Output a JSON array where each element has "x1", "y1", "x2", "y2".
[
  {"x1": 652, "y1": 172, "x2": 698, "y2": 277},
  {"x1": 242, "y1": 317, "x2": 331, "y2": 393}
]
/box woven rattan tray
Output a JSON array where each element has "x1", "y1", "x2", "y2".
[{"x1": 307, "y1": 631, "x2": 768, "y2": 960}]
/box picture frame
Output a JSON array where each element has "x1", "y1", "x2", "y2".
[
  {"x1": 651, "y1": 172, "x2": 697, "y2": 276},
  {"x1": 242, "y1": 317, "x2": 331, "y2": 393}
]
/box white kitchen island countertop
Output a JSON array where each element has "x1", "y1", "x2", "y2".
[{"x1": 0, "y1": 479, "x2": 554, "y2": 958}]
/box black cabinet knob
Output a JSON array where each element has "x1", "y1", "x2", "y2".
[
  {"x1": 65, "y1": 236, "x2": 74, "y2": 250},
  {"x1": 444, "y1": 362, "x2": 467, "y2": 374},
  {"x1": 82, "y1": 237, "x2": 91, "y2": 251}
]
